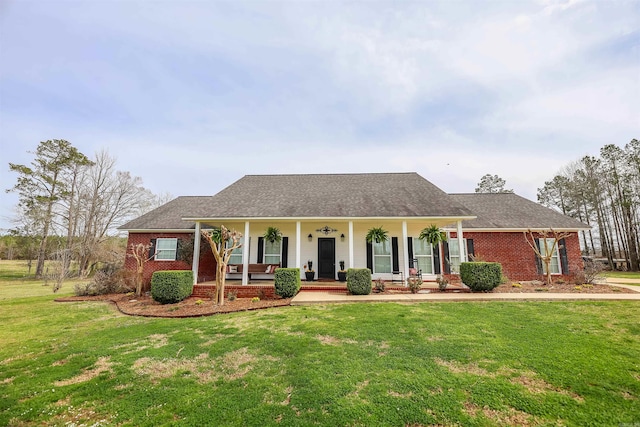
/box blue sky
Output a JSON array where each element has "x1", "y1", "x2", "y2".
[{"x1": 0, "y1": 0, "x2": 638, "y2": 232}]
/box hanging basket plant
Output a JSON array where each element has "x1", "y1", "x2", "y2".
[
  {"x1": 419, "y1": 224, "x2": 446, "y2": 246},
  {"x1": 366, "y1": 226, "x2": 389, "y2": 244},
  {"x1": 263, "y1": 226, "x2": 282, "y2": 243}
]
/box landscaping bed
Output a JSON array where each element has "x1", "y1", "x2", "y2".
[
  {"x1": 495, "y1": 281, "x2": 635, "y2": 293},
  {"x1": 55, "y1": 294, "x2": 292, "y2": 317}
]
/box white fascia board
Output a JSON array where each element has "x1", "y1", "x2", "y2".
[
  {"x1": 442, "y1": 227, "x2": 591, "y2": 232},
  {"x1": 120, "y1": 229, "x2": 195, "y2": 233},
  {"x1": 181, "y1": 216, "x2": 477, "y2": 222}
]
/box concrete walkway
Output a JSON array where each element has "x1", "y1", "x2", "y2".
[{"x1": 291, "y1": 284, "x2": 640, "y2": 305}]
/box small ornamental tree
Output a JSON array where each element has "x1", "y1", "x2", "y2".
[
  {"x1": 524, "y1": 229, "x2": 572, "y2": 285},
  {"x1": 201, "y1": 226, "x2": 242, "y2": 306},
  {"x1": 127, "y1": 242, "x2": 152, "y2": 296}
]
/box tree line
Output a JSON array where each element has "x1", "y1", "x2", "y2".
[
  {"x1": 4, "y1": 139, "x2": 170, "y2": 278},
  {"x1": 537, "y1": 139, "x2": 639, "y2": 271}
]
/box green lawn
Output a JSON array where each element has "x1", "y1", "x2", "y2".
[
  {"x1": 1, "y1": 263, "x2": 639, "y2": 426},
  {"x1": 604, "y1": 270, "x2": 640, "y2": 280}
]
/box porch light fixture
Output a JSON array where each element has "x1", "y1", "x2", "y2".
[
  {"x1": 340, "y1": 233, "x2": 345, "y2": 242},
  {"x1": 307, "y1": 233, "x2": 313, "y2": 242}
]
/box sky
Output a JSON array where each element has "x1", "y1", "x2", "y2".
[{"x1": 0, "y1": 0, "x2": 638, "y2": 232}]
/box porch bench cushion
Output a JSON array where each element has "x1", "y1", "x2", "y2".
[{"x1": 228, "y1": 264, "x2": 280, "y2": 278}]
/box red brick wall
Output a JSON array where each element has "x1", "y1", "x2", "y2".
[
  {"x1": 456, "y1": 231, "x2": 584, "y2": 281},
  {"x1": 124, "y1": 232, "x2": 217, "y2": 290}
]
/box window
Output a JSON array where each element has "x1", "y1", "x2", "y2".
[
  {"x1": 373, "y1": 240, "x2": 392, "y2": 273},
  {"x1": 413, "y1": 238, "x2": 433, "y2": 274},
  {"x1": 227, "y1": 237, "x2": 244, "y2": 265},
  {"x1": 264, "y1": 239, "x2": 281, "y2": 265},
  {"x1": 538, "y1": 238, "x2": 561, "y2": 274},
  {"x1": 155, "y1": 238, "x2": 177, "y2": 261},
  {"x1": 447, "y1": 239, "x2": 466, "y2": 274}
]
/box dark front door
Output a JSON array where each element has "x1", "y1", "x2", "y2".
[{"x1": 318, "y1": 238, "x2": 335, "y2": 279}]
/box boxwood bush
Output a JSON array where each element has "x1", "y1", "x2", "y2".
[
  {"x1": 347, "y1": 268, "x2": 372, "y2": 295},
  {"x1": 274, "y1": 268, "x2": 301, "y2": 298},
  {"x1": 150, "y1": 270, "x2": 194, "y2": 304},
  {"x1": 460, "y1": 262, "x2": 502, "y2": 292}
]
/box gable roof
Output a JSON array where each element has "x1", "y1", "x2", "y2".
[
  {"x1": 181, "y1": 173, "x2": 475, "y2": 219},
  {"x1": 449, "y1": 193, "x2": 590, "y2": 230},
  {"x1": 118, "y1": 173, "x2": 475, "y2": 230}
]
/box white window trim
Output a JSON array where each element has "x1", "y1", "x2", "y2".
[
  {"x1": 264, "y1": 239, "x2": 282, "y2": 265},
  {"x1": 539, "y1": 238, "x2": 562, "y2": 275},
  {"x1": 227, "y1": 237, "x2": 244, "y2": 265},
  {"x1": 154, "y1": 238, "x2": 178, "y2": 261},
  {"x1": 373, "y1": 240, "x2": 392, "y2": 274},
  {"x1": 448, "y1": 238, "x2": 466, "y2": 274},
  {"x1": 413, "y1": 238, "x2": 434, "y2": 275}
]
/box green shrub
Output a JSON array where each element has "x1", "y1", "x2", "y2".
[
  {"x1": 460, "y1": 262, "x2": 502, "y2": 292},
  {"x1": 150, "y1": 270, "x2": 194, "y2": 304},
  {"x1": 274, "y1": 268, "x2": 301, "y2": 298},
  {"x1": 347, "y1": 268, "x2": 372, "y2": 295}
]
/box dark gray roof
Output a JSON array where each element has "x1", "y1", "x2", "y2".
[
  {"x1": 449, "y1": 193, "x2": 590, "y2": 230},
  {"x1": 118, "y1": 196, "x2": 205, "y2": 230},
  {"x1": 181, "y1": 173, "x2": 474, "y2": 219},
  {"x1": 119, "y1": 173, "x2": 474, "y2": 230}
]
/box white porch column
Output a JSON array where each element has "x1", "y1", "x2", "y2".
[
  {"x1": 457, "y1": 220, "x2": 465, "y2": 264},
  {"x1": 402, "y1": 221, "x2": 409, "y2": 278},
  {"x1": 192, "y1": 222, "x2": 201, "y2": 285},
  {"x1": 348, "y1": 221, "x2": 354, "y2": 268},
  {"x1": 242, "y1": 221, "x2": 250, "y2": 285},
  {"x1": 296, "y1": 221, "x2": 301, "y2": 278}
]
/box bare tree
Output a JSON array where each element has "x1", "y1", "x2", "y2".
[
  {"x1": 524, "y1": 229, "x2": 573, "y2": 285},
  {"x1": 127, "y1": 243, "x2": 152, "y2": 296},
  {"x1": 201, "y1": 226, "x2": 242, "y2": 306}
]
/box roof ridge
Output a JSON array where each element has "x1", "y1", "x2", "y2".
[{"x1": 243, "y1": 172, "x2": 418, "y2": 177}]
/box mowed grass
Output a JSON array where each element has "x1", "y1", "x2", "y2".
[
  {"x1": 1, "y1": 263, "x2": 639, "y2": 426},
  {"x1": 0, "y1": 260, "x2": 85, "y2": 299},
  {"x1": 604, "y1": 270, "x2": 640, "y2": 280}
]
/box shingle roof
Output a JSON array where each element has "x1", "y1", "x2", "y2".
[
  {"x1": 449, "y1": 193, "x2": 590, "y2": 230},
  {"x1": 118, "y1": 196, "x2": 205, "y2": 230},
  {"x1": 182, "y1": 173, "x2": 474, "y2": 219},
  {"x1": 119, "y1": 173, "x2": 474, "y2": 230}
]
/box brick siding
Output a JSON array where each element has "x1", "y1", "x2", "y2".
[
  {"x1": 124, "y1": 232, "x2": 217, "y2": 291},
  {"x1": 458, "y1": 231, "x2": 584, "y2": 282}
]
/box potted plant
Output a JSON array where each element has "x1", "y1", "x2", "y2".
[
  {"x1": 337, "y1": 260, "x2": 347, "y2": 282},
  {"x1": 263, "y1": 226, "x2": 282, "y2": 243},
  {"x1": 436, "y1": 274, "x2": 449, "y2": 292},
  {"x1": 419, "y1": 224, "x2": 445, "y2": 247},
  {"x1": 366, "y1": 226, "x2": 389, "y2": 244},
  {"x1": 304, "y1": 260, "x2": 315, "y2": 281}
]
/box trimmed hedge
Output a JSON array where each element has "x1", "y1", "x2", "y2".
[
  {"x1": 347, "y1": 268, "x2": 372, "y2": 295},
  {"x1": 274, "y1": 268, "x2": 301, "y2": 298},
  {"x1": 150, "y1": 270, "x2": 194, "y2": 304},
  {"x1": 460, "y1": 262, "x2": 502, "y2": 292}
]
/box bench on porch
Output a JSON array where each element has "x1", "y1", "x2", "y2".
[{"x1": 227, "y1": 264, "x2": 280, "y2": 280}]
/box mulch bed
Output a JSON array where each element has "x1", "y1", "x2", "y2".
[
  {"x1": 495, "y1": 281, "x2": 636, "y2": 294},
  {"x1": 55, "y1": 281, "x2": 636, "y2": 318},
  {"x1": 55, "y1": 294, "x2": 292, "y2": 318}
]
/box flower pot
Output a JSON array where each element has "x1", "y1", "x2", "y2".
[
  {"x1": 305, "y1": 271, "x2": 315, "y2": 281},
  {"x1": 337, "y1": 271, "x2": 347, "y2": 282}
]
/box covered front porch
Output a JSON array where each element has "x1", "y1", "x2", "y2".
[{"x1": 189, "y1": 217, "x2": 471, "y2": 286}]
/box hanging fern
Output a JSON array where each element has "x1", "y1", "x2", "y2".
[
  {"x1": 263, "y1": 226, "x2": 282, "y2": 243},
  {"x1": 366, "y1": 226, "x2": 389, "y2": 244},
  {"x1": 419, "y1": 225, "x2": 446, "y2": 246}
]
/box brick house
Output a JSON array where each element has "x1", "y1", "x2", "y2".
[{"x1": 118, "y1": 173, "x2": 588, "y2": 289}]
